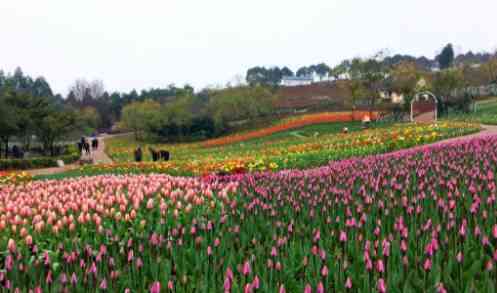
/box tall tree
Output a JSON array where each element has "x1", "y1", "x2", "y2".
[
  {"x1": 349, "y1": 53, "x2": 388, "y2": 115},
  {"x1": 0, "y1": 92, "x2": 18, "y2": 158},
  {"x1": 314, "y1": 63, "x2": 331, "y2": 80},
  {"x1": 436, "y1": 43, "x2": 455, "y2": 70},
  {"x1": 431, "y1": 68, "x2": 464, "y2": 97},
  {"x1": 69, "y1": 79, "x2": 90, "y2": 101},
  {"x1": 34, "y1": 107, "x2": 78, "y2": 156},
  {"x1": 296, "y1": 66, "x2": 312, "y2": 77},
  {"x1": 388, "y1": 61, "x2": 423, "y2": 97},
  {"x1": 32, "y1": 77, "x2": 53, "y2": 97},
  {"x1": 481, "y1": 57, "x2": 497, "y2": 84},
  {"x1": 120, "y1": 100, "x2": 161, "y2": 140}
]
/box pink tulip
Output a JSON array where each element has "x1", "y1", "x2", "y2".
[
  {"x1": 71, "y1": 272, "x2": 78, "y2": 286},
  {"x1": 321, "y1": 265, "x2": 329, "y2": 277},
  {"x1": 150, "y1": 281, "x2": 160, "y2": 293},
  {"x1": 304, "y1": 284, "x2": 312, "y2": 293},
  {"x1": 271, "y1": 246, "x2": 278, "y2": 257},
  {"x1": 242, "y1": 261, "x2": 251, "y2": 276},
  {"x1": 377, "y1": 278, "x2": 387, "y2": 293},
  {"x1": 7, "y1": 239, "x2": 16, "y2": 253},
  {"x1": 317, "y1": 282, "x2": 324, "y2": 293},
  {"x1": 345, "y1": 277, "x2": 352, "y2": 289},
  {"x1": 423, "y1": 258, "x2": 432, "y2": 271},
  {"x1": 252, "y1": 276, "x2": 260, "y2": 289},
  {"x1": 436, "y1": 283, "x2": 447, "y2": 293},
  {"x1": 99, "y1": 278, "x2": 107, "y2": 290},
  {"x1": 376, "y1": 259, "x2": 385, "y2": 273},
  {"x1": 456, "y1": 252, "x2": 463, "y2": 263}
]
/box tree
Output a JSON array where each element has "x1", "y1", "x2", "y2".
[
  {"x1": 389, "y1": 61, "x2": 423, "y2": 97},
  {"x1": 281, "y1": 67, "x2": 294, "y2": 78},
  {"x1": 348, "y1": 80, "x2": 366, "y2": 110},
  {"x1": 69, "y1": 79, "x2": 105, "y2": 100},
  {"x1": 481, "y1": 57, "x2": 497, "y2": 84},
  {"x1": 89, "y1": 80, "x2": 105, "y2": 99},
  {"x1": 246, "y1": 67, "x2": 286, "y2": 86},
  {"x1": 3, "y1": 91, "x2": 52, "y2": 150},
  {"x1": 151, "y1": 96, "x2": 197, "y2": 139},
  {"x1": 432, "y1": 68, "x2": 464, "y2": 97},
  {"x1": 68, "y1": 79, "x2": 89, "y2": 101},
  {"x1": 120, "y1": 100, "x2": 161, "y2": 140},
  {"x1": 32, "y1": 77, "x2": 53, "y2": 97},
  {"x1": 207, "y1": 86, "x2": 278, "y2": 132},
  {"x1": 296, "y1": 66, "x2": 312, "y2": 77},
  {"x1": 349, "y1": 53, "x2": 389, "y2": 115},
  {"x1": 79, "y1": 107, "x2": 101, "y2": 133},
  {"x1": 246, "y1": 67, "x2": 268, "y2": 86},
  {"x1": 436, "y1": 43, "x2": 455, "y2": 70},
  {"x1": 34, "y1": 107, "x2": 78, "y2": 156},
  {"x1": 0, "y1": 93, "x2": 18, "y2": 158},
  {"x1": 330, "y1": 62, "x2": 349, "y2": 80},
  {"x1": 314, "y1": 63, "x2": 331, "y2": 80}
]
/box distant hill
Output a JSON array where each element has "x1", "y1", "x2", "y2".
[{"x1": 275, "y1": 81, "x2": 353, "y2": 112}]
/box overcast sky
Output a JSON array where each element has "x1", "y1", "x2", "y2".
[{"x1": 1, "y1": 0, "x2": 496, "y2": 95}]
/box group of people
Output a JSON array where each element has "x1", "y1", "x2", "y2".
[
  {"x1": 77, "y1": 136, "x2": 99, "y2": 156},
  {"x1": 11, "y1": 145, "x2": 25, "y2": 159},
  {"x1": 134, "y1": 147, "x2": 170, "y2": 162}
]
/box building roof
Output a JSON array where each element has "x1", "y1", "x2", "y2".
[{"x1": 282, "y1": 76, "x2": 313, "y2": 81}]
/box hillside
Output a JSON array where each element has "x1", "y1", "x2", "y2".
[{"x1": 275, "y1": 80, "x2": 353, "y2": 111}]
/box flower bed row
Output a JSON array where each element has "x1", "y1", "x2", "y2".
[
  {"x1": 87, "y1": 122, "x2": 479, "y2": 177},
  {"x1": 1, "y1": 134, "x2": 497, "y2": 291},
  {"x1": 0, "y1": 171, "x2": 32, "y2": 185},
  {"x1": 202, "y1": 111, "x2": 378, "y2": 148}
]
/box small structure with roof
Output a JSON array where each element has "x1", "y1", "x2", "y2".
[{"x1": 410, "y1": 91, "x2": 438, "y2": 122}]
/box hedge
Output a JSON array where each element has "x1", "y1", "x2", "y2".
[{"x1": 0, "y1": 146, "x2": 80, "y2": 171}]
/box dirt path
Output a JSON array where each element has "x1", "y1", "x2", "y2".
[
  {"x1": 429, "y1": 124, "x2": 497, "y2": 146},
  {"x1": 26, "y1": 136, "x2": 113, "y2": 176},
  {"x1": 25, "y1": 125, "x2": 497, "y2": 177}
]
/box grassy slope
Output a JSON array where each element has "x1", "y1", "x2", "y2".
[
  {"x1": 34, "y1": 121, "x2": 371, "y2": 180},
  {"x1": 35, "y1": 120, "x2": 480, "y2": 181},
  {"x1": 446, "y1": 97, "x2": 497, "y2": 124}
]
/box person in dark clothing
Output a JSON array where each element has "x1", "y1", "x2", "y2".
[
  {"x1": 83, "y1": 142, "x2": 90, "y2": 155},
  {"x1": 160, "y1": 150, "x2": 170, "y2": 161},
  {"x1": 149, "y1": 148, "x2": 159, "y2": 162},
  {"x1": 134, "y1": 147, "x2": 143, "y2": 162},
  {"x1": 92, "y1": 138, "x2": 99, "y2": 150},
  {"x1": 77, "y1": 142, "x2": 83, "y2": 155}
]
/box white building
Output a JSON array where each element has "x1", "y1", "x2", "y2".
[{"x1": 280, "y1": 76, "x2": 314, "y2": 87}]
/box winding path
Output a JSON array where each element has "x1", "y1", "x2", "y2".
[
  {"x1": 25, "y1": 125, "x2": 497, "y2": 177},
  {"x1": 26, "y1": 135, "x2": 113, "y2": 176}
]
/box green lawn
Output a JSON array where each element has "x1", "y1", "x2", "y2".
[
  {"x1": 446, "y1": 97, "x2": 497, "y2": 125},
  {"x1": 35, "y1": 121, "x2": 480, "y2": 181}
]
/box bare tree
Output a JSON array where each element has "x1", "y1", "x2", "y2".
[
  {"x1": 89, "y1": 79, "x2": 105, "y2": 99},
  {"x1": 69, "y1": 79, "x2": 90, "y2": 100},
  {"x1": 69, "y1": 79, "x2": 105, "y2": 100}
]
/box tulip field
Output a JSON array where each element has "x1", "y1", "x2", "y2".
[
  {"x1": 71, "y1": 121, "x2": 478, "y2": 179},
  {"x1": 2, "y1": 127, "x2": 497, "y2": 291}
]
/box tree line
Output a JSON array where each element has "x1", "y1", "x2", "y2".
[
  {"x1": 120, "y1": 86, "x2": 278, "y2": 142},
  {"x1": 245, "y1": 44, "x2": 497, "y2": 87},
  {"x1": 1, "y1": 43, "x2": 496, "y2": 150}
]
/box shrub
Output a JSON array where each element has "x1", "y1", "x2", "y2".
[{"x1": 0, "y1": 145, "x2": 79, "y2": 170}]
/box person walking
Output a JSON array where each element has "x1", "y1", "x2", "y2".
[{"x1": 134, "y1": 147, "x2": 143, "y2": 162}]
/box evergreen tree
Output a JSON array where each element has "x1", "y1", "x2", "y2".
[{"x1": 437, "y1": 43, "x2": 455, "y2": 70}]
